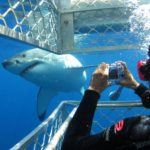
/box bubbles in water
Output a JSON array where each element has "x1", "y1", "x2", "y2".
[
  {"x1": 129, "y1": 3, "x2": 150, "y2": 50},
  {"x1": 125, "y1": 0, "x2": 140, "y2": 8}
]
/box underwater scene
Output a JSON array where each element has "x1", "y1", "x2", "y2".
[{"x1": 0, "y1": 0, "x2": 150, "y2": 150}]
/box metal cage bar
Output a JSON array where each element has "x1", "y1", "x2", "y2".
[{"x1": 0, "y1": 0, "x2": 149, "y2": 53}]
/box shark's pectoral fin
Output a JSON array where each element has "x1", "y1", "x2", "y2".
[
  {"x1": 80, "y1": 86, "x2": 85, "y2": 95},
  {"x1": 37, "y1": 87, "x2": 57, "y2": 120}
]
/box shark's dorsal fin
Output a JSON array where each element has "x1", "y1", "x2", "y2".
[{"x1": 37, "y1": 87, "x2": 57, "y2": 120}]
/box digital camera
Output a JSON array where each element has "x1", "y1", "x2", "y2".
[{"x1": 109, "y1": 63, "x2": 125, "y2": 83}]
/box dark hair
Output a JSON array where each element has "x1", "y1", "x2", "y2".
[
  {"x1": 116, "y1": 140, "x2": 150, "y2": 150},
  {"x1": 117, "y1": 116, "x2": 150, "y2": 150}
]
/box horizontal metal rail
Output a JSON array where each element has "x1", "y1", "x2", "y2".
[{"x1": 65, "y1": 100, "x2": 143, "y2": 108}]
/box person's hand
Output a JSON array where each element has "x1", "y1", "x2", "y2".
[
  {"x1": 118, "y1": 62, "x2": 140, "y2": 89},
  {"x1": 88, "y1": 63, "x2": 110, "y2": 93}
]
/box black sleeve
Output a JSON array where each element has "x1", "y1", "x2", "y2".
[
  {"x1": 61, "y1": 90, "x2": 100, "y2": 150},
  {"x1": 134, "y1": 84, "x2": 150, "y2": 108}
]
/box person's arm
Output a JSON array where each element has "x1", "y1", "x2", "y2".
[
  {"x1": 118, "y1": 62, "x2": 150, "y2": 108},
  {"x1": 61, "y1": 64, "x2": 109, "y2": 150},
  {"x1": 134, "y1": 84, "x2": 150, "y2": 108}
]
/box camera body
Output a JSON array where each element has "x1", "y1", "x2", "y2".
[{"x1": 109, "y1": 63, "x2": 125, "y2": 83}]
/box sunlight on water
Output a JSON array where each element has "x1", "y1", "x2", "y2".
[{"x1": 129, "y1": 2, "x2": 150, "y2": 50}]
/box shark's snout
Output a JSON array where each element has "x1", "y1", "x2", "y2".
[
  {"x1": 2, "y1": 59, "x2": 20, "y2": 68},
  {"x1": 2, "y1": 60, "x2": 13, "y2": 68}
]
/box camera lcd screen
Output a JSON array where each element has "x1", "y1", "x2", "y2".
[{"x1": 109, "y1": 69, "x2": 118, "y2": 79}]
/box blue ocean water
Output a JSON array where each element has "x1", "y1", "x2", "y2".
[
  {"x1": 0, "y1": 0, "x2": 149, "y2": 147},
  {"x1": 0, "y1": 34, "x2": 148, "y2": 150}
]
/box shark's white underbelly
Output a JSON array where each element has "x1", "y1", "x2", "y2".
[{"x1": 23, "y1": 65, "x2": 86, "y2": 92}]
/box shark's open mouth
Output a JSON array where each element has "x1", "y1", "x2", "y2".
[{"x1": 20, "y1": 62, "x2": 39, "y2": 75}]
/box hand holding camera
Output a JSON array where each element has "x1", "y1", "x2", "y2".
[
  {"x1": 108, "y1": 61, "x2": 139, "y2": 100},
  {"x1": 108, "y1": 61, "x2": 139, "y2": 89}
]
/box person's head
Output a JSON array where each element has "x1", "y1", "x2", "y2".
[
  {"x1": 117, "y1": 116, "x2": 150, "y2": 150},
  {"x1": 137, "y1": 45, "x2": 150, "y2": 81},
  {"x1": 129, "y1": 116, "x2": 150, "y2": 142},
  {"x1": 137, "y1": 59, "x2": 150, "y2": 81}
]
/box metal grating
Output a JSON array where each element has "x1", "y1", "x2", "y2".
[{"x1": 0, "y1": 0, "x2": 149, "y2": 54}]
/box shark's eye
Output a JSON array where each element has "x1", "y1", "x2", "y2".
[
  {"x1": 16, "y1": 60, "x2": 20, "y2": 64},
  {"x1": 22, "y1": 54, "x2": 26, "y2": 57}
]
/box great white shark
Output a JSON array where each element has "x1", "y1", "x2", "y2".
[{"x1": 2, "y1": 48, "x2": 94, "y2": 120}]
